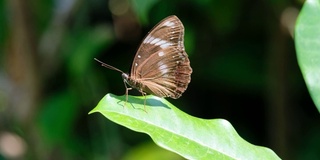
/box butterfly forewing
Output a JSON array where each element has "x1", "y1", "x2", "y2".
[
  {"x1": 130, "y1": 15, "x2": 192, "y2": 98},
  {"x1": 131, "y1": 15, "x2": 185, "y2": 76}
]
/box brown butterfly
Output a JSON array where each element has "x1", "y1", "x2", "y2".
[{"x1": 95, "y1": 15, "x2": 192, "y2": 110}]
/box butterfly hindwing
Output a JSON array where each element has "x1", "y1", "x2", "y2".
[{"x1": 141, "y1": 50, "x2": 191, "y2": 98}]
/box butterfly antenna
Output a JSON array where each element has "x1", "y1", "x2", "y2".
[{"x1": 94, "y1": 58, "x2": 125, "y2": 73}]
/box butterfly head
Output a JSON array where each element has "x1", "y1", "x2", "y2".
[{"x1": 121, "y1": 73, "x2": 129, "y2": 83}]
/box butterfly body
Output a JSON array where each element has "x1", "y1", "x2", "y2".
[
  {"x1": 95, "y1": 15, "x2": 192, "y2": 105},
  {"x1": 122, "y1": 73, "x2": 143, "y2": 93}
]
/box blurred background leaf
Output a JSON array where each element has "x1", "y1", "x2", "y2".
[
  {"x1": 0, "y1": 0, "x2": 319, "y2": 159},
  {"x1": 295, "y1": 0, "x2": 320, "y2": 113}
]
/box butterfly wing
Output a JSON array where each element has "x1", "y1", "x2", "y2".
[{"x1": 130, "y1": 15, "x2": 192, "y2": 98}]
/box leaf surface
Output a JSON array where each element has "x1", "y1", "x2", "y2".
[
  {"x1": 295, "y1": 0, "x2": 320, "y2": 112},
  {"x1": 90, "y1": 94, "x2": 280, "y2": 160}
]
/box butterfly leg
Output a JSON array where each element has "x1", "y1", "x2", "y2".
[
  {"x1": 139, "y1": 90, "x2": 147, "y2": 112},
  {"x1": 123, "y1": 80, "x2": 132, "y2": 107}
]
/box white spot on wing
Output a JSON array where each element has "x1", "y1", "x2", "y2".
[
  {"x1": 143, "y1": 35, "x2": 155, "y2": 44},
  {"x1": 163, "y1": 74, "x2": 169, "y2": 78},
  {"x1": 160, "y1": 42, "x2": 171, "y2": 48},
  {"x1": 155, "y1": 39, "x2": 168, "y2": 46},
  {"x1": 158, "y1": 62, "x2": 168, "y2": 75},
  {"x1": 158, "y1": 51, "x2": 164, "y2": 57},
  {"x1": 137, "y1": 55, "x2": 141, "y2": 58},
  {"x1": 163, "y1": 21, "x2": 175, "y2": 27},
  {"x1": 144, "y1": 36, "x2": 172, "y2": 48},
  {"x1": 135, "y1": 63, "x2": 138, "y2": 66},
  {"x1": 150, "y1": 38, "x2": 161, "y2": 44}
]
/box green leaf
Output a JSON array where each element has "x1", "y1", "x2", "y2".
[
  {"x1": 89, "y1": 94, "x2": 280, "y2": 160},
  {"x1": 295, "y1": 0, "x2": 320, "y2": 112}
]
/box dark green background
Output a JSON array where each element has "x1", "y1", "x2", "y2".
[{"x1": 0, "y1": 0, "x2": 318, "y2": 159}]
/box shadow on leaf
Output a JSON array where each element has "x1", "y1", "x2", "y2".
[{"x1": 110, "y1": 94, "x2": 171, "y2": 110}]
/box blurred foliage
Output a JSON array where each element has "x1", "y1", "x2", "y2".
[{"x1": 0, "y1": 0, "x2": 319, "y2": 160}]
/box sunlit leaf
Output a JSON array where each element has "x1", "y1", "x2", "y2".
[
  {"x1": 90, "y1": 94, "x2": 280, "y2": 160},
  {"x1": 295, "y1": 0, "x2": 320, "y2": 112}
]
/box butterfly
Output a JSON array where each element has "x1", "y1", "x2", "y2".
[{"x1": 95, "y1": 15, "x2": 192, "y2": 110}]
